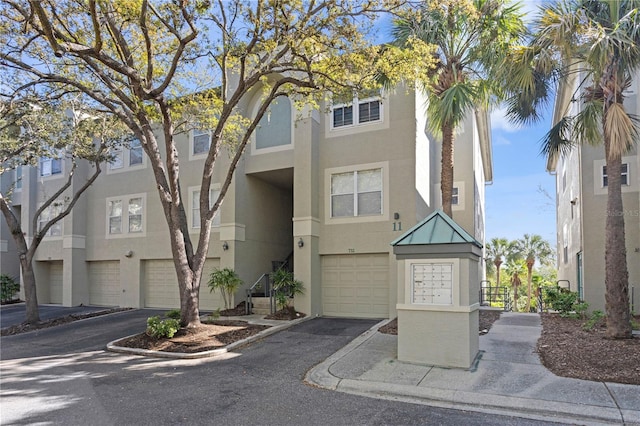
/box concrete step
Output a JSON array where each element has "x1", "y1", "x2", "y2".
[{"x1": 251, "y1": 297, "x2": 272, "y2": 315}]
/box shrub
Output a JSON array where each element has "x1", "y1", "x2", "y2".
[
  {"x1": 270, "y1": 269, "x2": 304, "y2": 311},
  {"x1": 146, "y1": 316, "x2": 180, "y2": 339},
  {"x1": 583, "y1": 310, "x2": 605, "y2": 331},
  {"x1": 544, "y1": 287, "x2": 588, "y2": 318},
  {"x1": 0, "y1": 275, "x2": 20, "y2": 303},
  {"x1": 208, "y1": 268, "x2": 243, "y2": 310},
  {"x1": 165, "y1": 309, "x2": 181, "y2": 320}
]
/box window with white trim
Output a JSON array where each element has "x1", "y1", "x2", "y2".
[
  {"x1": 191, "y1": 188, "x2": 221, "y2": 229},
  {"x1": 39, "y1": 157, "x2": 62, "y2": 177},
  {"x1": 129, "y1": 139, "x2": 143, "y2": 166},
  {"x1": 331, "y1": 168, "x2": 382, "y2": 217},
  {"x1": 106, "y1": 194, "x2": 146, "y2": 237},
  {"x1": 602, "y1": 163, "x2": 629, "y2": 187},
  {"x1": 452, "y1": 187, "x2": 459, "y2": 205},
  {"x1": 331, "y1": 95, "x2": 382, "y2": 129},
  {"x1": 108, "y1": 137, "x2": 144, "y2": 172},
  {"x1": 192, "y1": 129, "x2": 211, "y2": 156},
  {"x1": 38, "y1": 202, "x2": 63, "y2": 237}
]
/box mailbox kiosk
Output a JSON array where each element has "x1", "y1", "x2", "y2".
[{"x1": 391, "y1": 210, "x2": 482, "y2": 368}]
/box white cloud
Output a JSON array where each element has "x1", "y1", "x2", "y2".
[
  {"x1": 490, "y1": 106, "x2": 523, "y2": 133},
  {"x1": 493, "y1": 135, "x2": 512, "y2": 146}
]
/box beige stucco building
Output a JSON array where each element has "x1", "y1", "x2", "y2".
[
  {"x1": 1, "y1": 85, "x2": 492, "y2": 319},
  {"x1": 548, "y1": 71, "x2": 640, "y2": 313}
]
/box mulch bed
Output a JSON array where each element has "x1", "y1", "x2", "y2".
[
  {"x1": 219, "y1": 301, "x2": 249, "y2": 316},
  {"x1": 537, "y1": 313, "x2": 640, "y2": 385},
  {"x1": 265, "y1": 306, "x2": 306, "y2": 320},
  {"x1": 378, "y1": 309, "x2": 502, "y2": 335},
  {"x1": 1, "y1": 307, "x2": 133, "y2": 336},
  {"x1": 115, "y1": 320, "x2": 270, "y2": 353}
]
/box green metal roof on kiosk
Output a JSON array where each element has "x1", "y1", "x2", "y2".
[{"x1": 391, "y1": 210, "x2": 482, "y2": 248}]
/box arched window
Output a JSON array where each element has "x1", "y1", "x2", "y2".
[{"x1": 256, "y1": 96, "x2": 291, "y2": 150}]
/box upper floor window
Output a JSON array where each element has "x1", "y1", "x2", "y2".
[
  {"x1": 191, "y1": 187, "x2": 221, "y2": 229},
  {"x1": 192, "y1": 129, "x2": 211, "y2": 156},
  {"x1": 331, "y1": 94, "x2": 382, "y2": 129},
  {"x1": 106, "y1": 194, "x2": 146, "y2": 237},
  {"x1": 38, "y1": 202, "x2": 63, "y2": 237},
  {"x1": 452, "y1": 187, "x2": 459, "y2": 205},
  {"x1": 331, "y1": 168, "x2": 382, "y2": 217},
  {"x1": 129, "y1": 139, "x2": 143, "y2": 166},
  {"x1": 39, "y1": 157, "x2": 62, "y2": 177},
  {"x1": 108, "y1": 138, "x2": 145, "y2": 172},
  {"x1": 602, "y1": 163, "x2": 629, "y2": 187},
  {"x1": 255, "y1": 96, "x2": 292, "y2": 151}
]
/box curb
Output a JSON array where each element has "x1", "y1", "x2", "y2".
[
  {"x1": 304, "y1": 319, "x2": 631, "y2": 426},
  {"x1": 106, "y1": 315, "x2": 313, "y2": 359}
]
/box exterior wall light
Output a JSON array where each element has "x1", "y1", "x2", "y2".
[
  {"x1": 124, "y1": 250, "x2": 134, "y2": 258},
  {"x1": 222, "y1": 241, "x2": 229, "y2": 251},
  {"x1": 298, "y1": 238, "x2": 304, "y2": 248}
]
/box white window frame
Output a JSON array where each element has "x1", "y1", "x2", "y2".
[
  {"x1": 105, "y1": 193, "x2": 146, "y2": 238},
  {"x1": 107, "y1": 138, "x2": 146, "y2": 174},
  {"x1": 39, "y1": 157, "x2": 63, "y2": 178},
  {"x1": 250, "y1": 95, "x2": 294, "y2": 155},
  {"x1": 189, "y1": 185, "x2": 221, "y2": 230},
  {"x1": 602, "y1": 163, "x2": 629, "y2": 187},
  {"x1": 189, "y1": 129, "x2": 212, "y2": 160},
  {"x1": 451, "y1": 187, "x2": 459, "y2": 205},
  {"x1": 325, "y1": 161, "x2": 389, "y2": 224},
  {"x1": 38, "y1": 202, "x2": 63, "y2": 238},
  {"x1": 330, "y1": 95, "x2": 383, "y2": 130}
]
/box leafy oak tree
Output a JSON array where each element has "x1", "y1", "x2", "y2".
[
  {"x1": 0, "y1": 0, "x2": 429, "y2": 327},
  {"x1": 0, "y1": 96, "x2": 125, "y2": 324}
]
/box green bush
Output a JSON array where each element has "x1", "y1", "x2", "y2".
[
  {"x1": 270, "y1": 269, "x2": 304, "y2": 311},
  {"x1": 146, "y1": 316, "x2": 180, "y2": 339},
  {"x1": 0, "y1": 275, "x2": 20, "y2": 303},
  {"x1": 544, "y1": 287, "x2": 588, "y2": 318},
  {"x1": 583, "y1": 310, "x2": 605, "y2": 331},
  {"x1": 208, "y1": 268, "x2": 243, "y2": 310},
  {"x1": 165, "y1": 309, "x2": 181, "y2": 320}
]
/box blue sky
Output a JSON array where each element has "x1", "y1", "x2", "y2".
[{"x1": 486, "y1": 107, "x2": 557, "y2": 244}]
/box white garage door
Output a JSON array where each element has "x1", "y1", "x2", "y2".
[
  {"x1": 88, "y1": 261, "x2": 120, "y2": 306},
  {"x1": 49, "y1": 261, "x2": 63, "y2": 304},
  {"x1": 321, "y1": 254, "x2": 389, "y2": 318},
  {"x1": 143, "y1": 258, "x2": 221, "y2": 310}
]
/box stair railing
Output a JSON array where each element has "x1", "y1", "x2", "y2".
[{"x1": 246, "y1": 273, "x2": 271, "y2": 315}]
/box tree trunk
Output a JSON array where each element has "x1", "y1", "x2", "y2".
[
  {"x1": 20, "y1": 255, "x2": 40, "y2": 324},
  {"x1": 441, "y1": 123, "x2": 455, "y2": 217},
  {"x1": 526, "y1": 259, "x2": 534, "y2": 312},
  {"x1": 0, "y1": 198, "x2": 40, "y2": 324},
  {"x1": 603, "y1": 151, "x2": 632, "y2": 338}
]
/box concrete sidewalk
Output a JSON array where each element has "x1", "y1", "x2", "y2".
[{"x1": 305, "y1": 312, "x2": 640, "y2": 425}]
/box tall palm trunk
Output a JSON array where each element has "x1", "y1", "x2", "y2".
[
  {"x1": 441, "y1": 123, "x2": 455, "y2": 217},
  {"x1": 526, "y1": 258, "x2": 534, "y2": 312},
  {"x1": 603, "y1": 129, "x2": 632, "y2": 339}
]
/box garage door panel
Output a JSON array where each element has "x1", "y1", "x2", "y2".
[
  {"x1": 88, "y1": 261, "x2": 120, "y2": 306},
  {"x1": 322, "y1": 254, "x2": 389, "y2": 319},
  {"x1": 144, "y1": 258, "x2": 222, "y2": 310},
  {"x1": 49, "y1": 262, "x2": 63, "y2": 304}
]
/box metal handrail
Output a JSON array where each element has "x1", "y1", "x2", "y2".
[{"x1": 246, "y1": 273, "x2": 270, "y2": 315}]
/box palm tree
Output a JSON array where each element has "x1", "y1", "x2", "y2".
[
  {"x1": 504, "y1": 257, "x2": 527, "y2": 311},
  {"x1": 391, "y1": 0, "x2": 526, "y2": 216},
  {"x1": 513, "y1": 234, "x2": 553, "y2": 312},
  {"x1": 509, "y1": 0, "x2": 639, "y2": 338},
  {"x1": 485, "y1": 237, "x2": 511, "y2": 287}
]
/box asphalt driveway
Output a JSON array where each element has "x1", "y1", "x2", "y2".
[{"x1": 0, "y1": 310, "x2": 551, "y2": 425}]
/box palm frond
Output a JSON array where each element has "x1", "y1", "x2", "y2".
[
  {"x1": 540, "y1": 116, "x2": 576, "y2": 159},
  {"x1": 605, "y1": 102, "x2": 637, "y2": 157},
  {"x1": 427, "y1": 82, "x2": 477, "y2": 133},
  {"x1": 574, "y1": 99, "x2": 604, "y2": 146}
]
